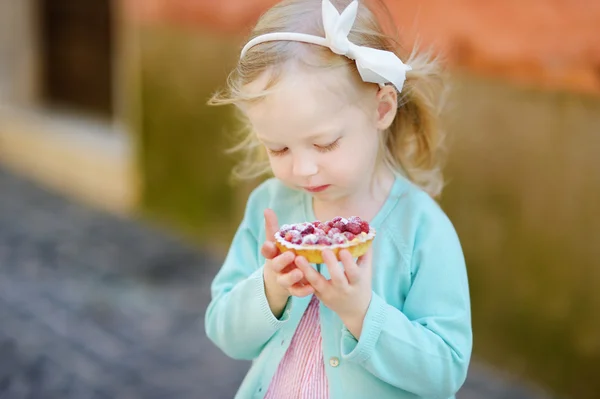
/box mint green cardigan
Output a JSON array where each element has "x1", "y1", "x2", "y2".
[{"x1": 205, "y1": 175, "x2": 472, "y2": 398}]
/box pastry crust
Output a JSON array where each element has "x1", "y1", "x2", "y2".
[{"x1": 274, "y1": 217, "x2": 376, "y2": 264}]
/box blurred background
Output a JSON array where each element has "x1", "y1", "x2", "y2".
[{"x1": 0, "y1": 0, "x2": 598, "y2": 398}]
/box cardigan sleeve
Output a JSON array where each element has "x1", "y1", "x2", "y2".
[
  {"x1": 204, "y1": 189, "x2": 292, "y2": 360},
  {"x1": 340, "y1": 210, "x2": 472, "y2": 398}
]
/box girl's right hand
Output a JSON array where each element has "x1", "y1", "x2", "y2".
[{"x1": 262, "y1": 209, "x2": 314, "y2": 307}]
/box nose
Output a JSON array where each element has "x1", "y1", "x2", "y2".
[{"x1": 292, "y1": 152, "x2": 318, "y2": 178}]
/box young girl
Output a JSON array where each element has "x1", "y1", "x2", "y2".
[{"x1": 205, "y1": 0, "x2": 472, "y2": 398}]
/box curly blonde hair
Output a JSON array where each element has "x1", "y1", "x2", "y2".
[{"x1": 209, "y1": 0, "x2": 448, "y2": 198}]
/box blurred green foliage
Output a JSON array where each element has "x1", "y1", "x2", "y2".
[
  {"x1": 136, "y1": 27, "x2": 256, "y2": 253},
  {"x1": 135, "y1": 27, "x2": 600, "y2": 398}
]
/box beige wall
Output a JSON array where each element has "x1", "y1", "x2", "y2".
[{"x1": 0, "y1": 0, "x2": 39, "y2": 106}]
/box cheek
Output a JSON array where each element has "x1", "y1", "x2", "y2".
[{"x1": 268, "y1": 156, "x2": 291, "y2": 179}]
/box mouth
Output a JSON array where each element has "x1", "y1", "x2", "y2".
[{"x1": 303, "y1": 185, "x2": 331, "y2": 193}]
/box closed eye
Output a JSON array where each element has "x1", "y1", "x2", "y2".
[
  {"x1": 267, "y1": 147, "x2": 288, "y2": 156},
  {"x1": 315, "y1": 138, "x2": 340, "y2": 152}
]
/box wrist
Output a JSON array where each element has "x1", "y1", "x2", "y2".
[
  {"x1": 340, "y1": 293, "x2": 372, "y2": 339},
  {"x1": 263, "y1": 269, "x2": 290, "y2": 318}
]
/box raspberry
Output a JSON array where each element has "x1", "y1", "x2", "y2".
[
  {"x1": 348, "y1": 216, "x2": 362, "y2": 224},
  {"x1": 333, "y1": 221, "x2": 345, "y2": 231},
  {"x1": 302, "y1": 234, "x2": 318, "y2": 245},
  {"x1": 284, "y1": 230, "x2": 300, "y2": 242},
  {"x1": 360, "y1": 221, "x2": 370, "y2": 233},
  {"x1": 322, "y1": 225, "x2": 332, "y2": 234},
  {"x1": 280, "y1": 224, "x2": 293, "y2": 234},
  {"x1": 291, "y1": 236, "x2": 303, "y2": 245},
  {"x1": 314, "y1": 228, "x2": 326, "y2": 237},
  {"x1": 331, "y1": 216, "x2": 343, "y2": 223},
  {"x1": 312, "y1": 221, "x2": 321, "y2": 228},
  {"x1": 316, "y1": 236, "x2": 332, "y2": 245},
  {"x1": 327, "y1": 227, "x2": 341, "y2": 237},
  {"x1": 346, "y1": 222, "x2": 361, "y2": 235},
  {"x1": 301, "y1": 224, "x2": 315, "y2": 235},
  {"x1": 343, "y1": 232, "x2": 356, "y2": 241},
  {"x1": 331, "y1": 234, "x2": 346, "y2": 244}
]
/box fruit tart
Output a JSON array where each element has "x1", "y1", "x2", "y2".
[{"x1": 274, "y1": 216, "x2": 375, "y2": 264}]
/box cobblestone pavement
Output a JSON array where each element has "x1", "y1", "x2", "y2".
[{"x1": 0, "y1": 166, "x2": 553, "y2": 399}]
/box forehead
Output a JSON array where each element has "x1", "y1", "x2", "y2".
[{"x1": 242, "y1": 65, "x2": 368, "y2": 140}]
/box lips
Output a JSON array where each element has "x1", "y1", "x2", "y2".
[{"x1": 303, "y1": 185, "x2": 330, "y2": 193}]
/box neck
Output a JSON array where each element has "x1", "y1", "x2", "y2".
[{"x1": 313, "y1": 164, "x2": 395, "y2": 222}]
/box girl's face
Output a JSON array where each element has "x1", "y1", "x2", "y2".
[{"x1": 242, "y1": 64, "x2": 397, "y2": 203}]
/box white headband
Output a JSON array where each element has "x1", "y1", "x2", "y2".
[{"x1": 240, "y1": 0, "x2": 412, "y2": 92}]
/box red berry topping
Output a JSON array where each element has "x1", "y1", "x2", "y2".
[
  {"x1": 343, "y1": 232, "x2": 356, "y2": 241},
  {"x1": 333, "y1": 221, "x2": 345, "y2": 231},
  {"x1": 284, "y1": 230, "x2": 300, "y2": 242},
  {"x1": 280, "y1": 224, "x2": 293, "y2": 234},
  {"x1": 322, "y1": 224, "x2": 332, "y2": 234},
  {"x1": 346, "y1": 222, "x2": 362, "y2": 235},
  {"x1": 360, "y1": 221, "x2": 370, "y2": 233},
  {"x1": 312, "y1": 221, "x2": 321, "y2": 227},
  {"x1": 327, "y1": 227, "x2": 341, "y2": 237},
  {"x1": 316, "y1": 236, "x2": 332, "y2": 245},
  {"x1": 301, "y1": 224, "x2": 315, "y2": 235},
  {"x1": 331, "y1": 234, "x2": 346, "y2": 244},
  {"x1": 332, "y1": 216, "x2": 343, "y2": 223}
]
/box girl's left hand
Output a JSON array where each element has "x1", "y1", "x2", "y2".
[{"x1": 294, "y1": 247, "x2": 373, "y2": 338}]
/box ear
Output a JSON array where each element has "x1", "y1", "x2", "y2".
[{"x1": 375, "y1": 85, "x2": 398, "y2": 130}]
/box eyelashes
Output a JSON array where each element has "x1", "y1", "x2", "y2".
[
  {"x1": 266, "y1": 147, "x2": 288, "y2": 156},
  {"x1": 317, "y1": 138, "x2": 341, "y2": 153},
  {"x1": 267, "y1": 138, "x2": 341, "y2": 157}
]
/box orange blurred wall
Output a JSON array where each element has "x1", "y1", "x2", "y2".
[{"x1": 124, "y1": 0, "x2": 600, "y2": 95}]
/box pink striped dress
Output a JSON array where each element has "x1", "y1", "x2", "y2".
[{"x1": 265, "y1": 295, "x2": 329, "y2": 398}]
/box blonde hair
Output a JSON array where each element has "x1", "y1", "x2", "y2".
[{"x1": 209, "y1": 0, "x2": 448, "y2": 198}]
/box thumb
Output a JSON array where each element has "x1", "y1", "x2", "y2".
[
  {"x1": 261, "y1": 241, "x2": 279, "y2": 260},
  {"x1": 264, "y1": 208, "x2": 280, "y2": 243}
]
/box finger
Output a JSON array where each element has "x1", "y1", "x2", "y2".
[
  {"x1": 288, "y1": 282, "x2": 314, "y2": 297},
  {"x1": 357, "y1": 246, "x2": 373, "y2": 269},
  {"x1": 295, "y1": 256, "x2": 328, "y2": 293},
  {"x1": 322, "y1": 249, "x2": 348, "y2": 287},
  {"x1": 264, "y1": 208, "x2": 280, "y2": 242},
  {"x1": 277, "y1": 267, "x2": 304, "y2": 289},
  {"x1": 270, "y1": 251, "x2": 296, "y2": 273},
  {"x1": 281, "y1": 263, "x2": 296, "y2": 274},
  {"x1": 261, "y1": 241, "x2": 279, "y2": 260},
  {"x1": 339, "y1": 249, "x2": 360, "y2": 285}
]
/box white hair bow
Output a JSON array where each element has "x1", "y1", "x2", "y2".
[{"x1": 240, "y1": 0, "x2": 412, "y2": 92}]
